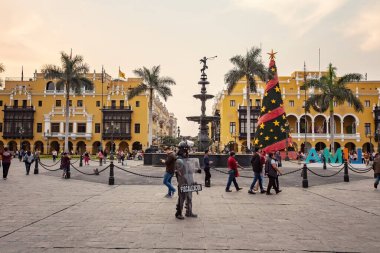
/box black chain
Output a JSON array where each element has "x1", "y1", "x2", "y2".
[
  {"x1": 327, "y1": 162, "x2": 344, "y2": 167},
  {"x1": 210, "y1": 166, "x2": 303, "y2": 178},
  {"x1": 347, "y1": 164, "x2": 373, "y2": 174},
  {"x1": 39, "y1": 159, "x2": 62, "y2": 167},
  {"x1": 70, "y1": 164, "x2": 110, "y2": 175},
  {"x1": 38, "y1": 161, "x2": 62, "y2": 171},
  {"x1": 307, "y1": 167, "x2": 344, "y2": 177},
  {"x1": 113, "y1": 164, "x2": 162, "y2": 179}
]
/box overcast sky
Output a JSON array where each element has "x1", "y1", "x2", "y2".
[{"x1": 1, "y1": 0, "x2": 379, "y2": 136}]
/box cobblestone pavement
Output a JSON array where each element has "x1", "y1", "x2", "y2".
[{"x1": 0, "y1": 159, "x2": 379, "y2": 252}]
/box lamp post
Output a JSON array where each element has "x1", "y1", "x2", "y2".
[
  {"x1": 19, "y1": 127, "x2": 25, "y2": 151},
  {"x1": 367, "y1": 131, "x2": 373, "y2": 154},
  {"x1": 303, "y1": 62, "x2": 308, "y2": 155},
  {"x1": 106, "y1": 121, "x2": 119, "y2": 185},
  {"x1": 283, "y1": 121, "x2": 290, "y2": 161}
]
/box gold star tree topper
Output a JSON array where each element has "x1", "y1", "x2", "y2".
[{"x1": 267, "y1": 49, "x2": 278, "y2": 60}]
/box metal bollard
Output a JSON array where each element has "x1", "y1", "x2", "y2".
[
  {"x1": 79, "y1": 155, "x2": 83, "y2": 167},
  {"x1": 302, "y1": 163, "x2": 308, "y2": 188},
  {"x1": 34, "y1": 159, "x2": 39, "y2": 174},
  {"x1": 109, "y1": 161, "x2": 115, "y2": 185},
  {"x1": 344, "y1": 159, "x2": 349, "y2": 182}
]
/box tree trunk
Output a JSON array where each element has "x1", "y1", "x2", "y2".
[
  {"x1": 64, "y1": 82, "x2": 70, "y2": 153},
  {"x1": 246, "y1": 79, "x2": 251, "y2": 152},
  {"x1": 148, "y1": 88, "x2": 153, "y2": 148},
  {"x1": 329, "y1": 101, "x2": 334, "y2": 154}
]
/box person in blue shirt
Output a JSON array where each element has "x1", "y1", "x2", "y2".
[{"x1": 203, "y1": 150, "x2": 212, "y2": 187}]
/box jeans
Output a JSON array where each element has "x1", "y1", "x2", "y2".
[
  {"x1": 267, "y1": 175, "x2": 279, "y2": 193},
  {"x1": 163, "y1": 172, "x2": 176, "y2": 195},
  {"x1": 250, "y1": 172, "x2": 264, "y2": 191},
  {"x1": 375, "y1": 174, "x2": 380, "y2": 185},
  {"x1": 226, "y1": 170, "x2": 239, "y2": 190},
  {"x1": 2, "y1": 162, "x2": 10, "y2": 179},
  {"x1": 204, "y1": 168, "x2": 211, "y2": 186}
]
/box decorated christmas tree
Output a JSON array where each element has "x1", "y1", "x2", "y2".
[{"x1": 253, "y1": 50, "x2": 291, "y2": 152}]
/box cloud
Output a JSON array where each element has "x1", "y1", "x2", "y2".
[
  {"x1": 230, "y1": 0, "x2": 346, "y2": 35},
  {"x1": 343, "y1": 2, "x2": 380, "y2": 51}
]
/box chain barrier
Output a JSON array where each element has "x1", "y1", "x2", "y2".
[
  {"x1": 307, "y1": 167, "x2": 344, "y2": 177},
  {"x1": 70, "y1": 159, "x2": 79, "y2": 165},
  {"x1": 39, "y1": 159, "x2": 62, "y2": 167},
  {"x1": 70, "y1": 164, "x2": 110, "y2": 175},
  {"x1": 38, "y1": 161, "x2": 63, "y2": 172},
  {"x1": 113, "y1": 164, "x2": 162, "y2": 179},
  {"x1": 347, "y1": 163, "x2": 373, "y2": 174},
  {"x1": 326, "y1": 162, "x2": 344, "y2": 167}
]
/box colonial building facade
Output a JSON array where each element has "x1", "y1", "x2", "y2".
[
  {"x1": 212, "y1": 70, "x2": 380, "y2": 153},
  {"x1": 0, "y1": 71, "x2": 177, "y2": 154}
]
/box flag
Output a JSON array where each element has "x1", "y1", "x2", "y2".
[{"x1": 119, "y1": 68, "x2": 126, "y2": 79}]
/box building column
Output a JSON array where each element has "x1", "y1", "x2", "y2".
[
  {"x1": 341, "y1": 120, "x2": 344, "y2": 135},
  {"x1": 73, "y1": 122, "x2": 77, "y2": 133},
  {"x1": 312, "y1": 118, "x2": 315, "y2": 134},
  {"x1": 297, "y1": 120, "x2": 300, "y2": 134}
]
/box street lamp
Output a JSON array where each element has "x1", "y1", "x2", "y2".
[
  {"x1": 44, "y1": 130, "x2": 50, "y2": 155},
  {"x1": 282, "y1": 121, "x2": 290, "y2": 161},
  {"x1": 366, "y1": 131, "x2": 373, "y2": 154},
  {"x1": 106, "y1": 121, "x2": 119, "y2": 161},
  {"x1": 19, "y1": 127, "x2": 25, "y2": 150}
]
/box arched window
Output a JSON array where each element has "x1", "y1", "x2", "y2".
[{"x1": 46, "y1": 81, "x2": 55, "y2": 91}]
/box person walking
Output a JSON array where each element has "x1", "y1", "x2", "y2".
[
  {"x1": 161, "y1": 147, "x2": 177, "y2": 198},
  {"x1": 1, "y1": 147, "x2": 12, "y2": 180},
  {"x1": 52, "y1": 150, "x2": 57, "y2": 162},
  {"x1": 372, "y1": 153, "x2": 380, "y2": 189},
  {"x1": 120, "y1": 150, "x2": 125, "y2": 166},
  {"x1": 23, "y1": 151, "x2": 34, "y2": 175},
  {"x1": 61, "y1": 152, "x2": 71, "y2": 179},
  {"x1": 265, "y1": 152, "x2": 282, "y2": 195},
  {"x1": 225, "y1": 151, "x2": 244, "y2": 192},
  {"x1": 98, "y1": 150, "x2": 104, "y2": 166},
  {"x1": 203, "y1": 150, "x2": 212, "y2": 187},
  {"x1": 248, "y1": 149, "x2": 266, "y2": 194},
  {"x1": 84, "y1": 151, "x2": 90, "y2": 165}
]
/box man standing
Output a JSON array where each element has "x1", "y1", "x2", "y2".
[
  {"x1": 161, "y1": 147, "x2": 176, "y2": 198},
  {"x1": 248, "y1": 149, "x2": 266, "y2": 194},
  {"x1": 265, "y1": 152, "x2": 282, "y2": 195},
  {"x1": 175, "y1": 141, "x2": 197, "y2": 220},
  {"x1": 225, "y1": 151, "x2": 244, "y2": 192},
  {"x1": 1, "y1": 147, "x2": 12, "y2": 180},
  {"x1": 372, "y1": 153, "x2": 380, "y2": 189},
  {"x1": 203, "y1": 150, "x2": 212, "y2": 187}
]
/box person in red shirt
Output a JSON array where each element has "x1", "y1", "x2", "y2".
[
  {"x1": 225, "y1": 151, "x2": 244, "y2": 192},
  {"x1": 1, "y1": 147, "x2": 12, "y2": 180}
]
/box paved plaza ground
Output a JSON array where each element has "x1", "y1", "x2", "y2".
[{"x1": 0, "y1": 158, "x2": 379, "y2": 252}]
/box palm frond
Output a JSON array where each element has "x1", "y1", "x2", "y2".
[
  {"x1": 42, "y1": 64, "x2": 63, "y2": 79},
  {"x1": 156, "y1": 85, "x2": 172, "y2": 101},
  {"x1": 337, "y1": 73, "x2": 363, "y2": 85},
  {"x1": 230, "y1": 55, "x2": 245, "y2": 70},
  {"x1": 225, "y1": 69, "x2": 244, "y2": 94},
  {"x1": 128, "y1": 83, "x2": 147, "y2": 99},
  {"x1": 0, "y1": 63, "x2": 4, "y2": 73}
]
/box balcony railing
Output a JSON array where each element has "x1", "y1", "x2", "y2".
[
  {"x1": 102, "y1": 132, "x2": 132, "y2": 140},
  {"x1": 4, "y1": 105, "x2": 35, "y2": 110},
  {"x1": 102, "y1": 106, "x2": 132, "y2": 110},
  {"x1": 49, "y1": 132, "x2": 92, "y2": 140},
  {"x1": 290, "y1": 133, "x2": 359, "y2": 139}
]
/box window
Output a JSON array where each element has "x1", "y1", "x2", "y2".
[
  {"x1": 69, "y1": 123, "x2": 73, "y2": 133},
  {"x1": 22, "y1": 100, "x2": 27, "y2": 107},
  {"x1": 77, "y1": 123, "x2": 86, "y2": 133},
  {"x1": 365, "y1": 100, "x2": 370, "y2": 107},
  {"x1": 255, "y1": 99, "x2": 261, "y2": 107},
  {"x1": 229, "y1": 122, "x2": 236, "y2": 134},
  {"x1": 240, "y1": 121, "x2": 246, "y2": 134},
  {"x1": 0, "y1": 100, "x2": 2, "y2": 106},
  {"x1": 51, "y1": 123, "x2": 60, "y2": 133},
  {"x1": 0, "y1": 123, "x2": 2, "y2": 132},
  {"x1": 77, "y1": 100, "x2": 83, "y2": 107},
  {"x1": 135, "y1": 123, "x2": 140, "y2": 133},
  {"x1": 69, "y1": 100, "x2": 72, "y2": 107},
  {"x1": 38, "y1": 101, "x2": 42, "y2": 107},
  {"x1": 96, "y1": 101, "x2": 100, "y2": 107},
  {"x1": 230, "y1": 100, "x2": 235, "y2": 107},
  {"x1": 56, "y1": 100, "x2": 61, "y2": 107},
  {"x1": 37, "y1": 123, "x2": 42, "y2": 133},
  {"x1": 365, "y1": 123, "x2": 371, "y2": 135},
  {"x1": 249, "y1": 99, "x2": 252, "y2": 106},
  {"x1": 111, "y1": 100, "x2": 116, "y2": 108},
  {"x1": 136, "y1": 101, "x2": 140, "y2": 107},
  {"x1": 95, "y1": 123, "x2": 100, "y2": 133},
  {"x1": 120, "y1": 100, "x2": 124, "y2": 108},
  {"x1": 13, "y1": 100, "x2": 18, "y2": 107},
  {"x1": 289, "y1": 100, "x2": 295, "y2": 107}
]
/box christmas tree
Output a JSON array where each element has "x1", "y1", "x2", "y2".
[{"x1": 253, "y1": 50, "x2": 291, "y2": 152}]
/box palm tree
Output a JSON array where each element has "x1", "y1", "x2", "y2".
[
  {"x1": 128, "y1": 66, "x2": 176, "y2": 147},
  {"x1": 0, "y1": 63, "x2": 4, "y2": 73},
  {"x1": 42, "y1": 51, "x2": 93, "y2": 153},
  {"x1": 305, "y1": 63, "x2": 363, "y2": 153},
  {"x1": 225, "y1": 47, "x2": 267, "y2": 152}
]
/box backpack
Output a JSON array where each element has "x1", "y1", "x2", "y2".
[{"x1": 264, "y1": 158, "x2": 271, "y2": 175}]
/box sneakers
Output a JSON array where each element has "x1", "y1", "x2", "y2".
[
  {"x1": 375, "y1": 183, "x2": 378, "y2": 189},
  {"x1": 276, "y1": 190, "x2": 282, "y2": 194},
  {"x1": 225, "y1": 189, "x2": 232, "y2": 192},
  {"x1": 164, "y1": 194, "x2": 172, "y2": 198},
  {"x1": 236, "y1": 187, "x2": 243, "y2": 191},
  {"x1": 185, "y1": 213, "x2": 198, "y2": 218},
  {"x1": 260, "y1": 190, "x2": 266, "y2": 194},
  {"x1": 248, "y1": 190, "x2": 256, "y2": 194},
  {"x1": 175, "y1": 214, "x2": 184, "y2": 220}
]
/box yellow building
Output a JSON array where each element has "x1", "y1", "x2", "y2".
[
  {"x1": 212, "y1": 70, "x2": 380, "y2": 153},
  {"x1": 0, "y1": 71, "x2": 177, "y2": 154}
]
